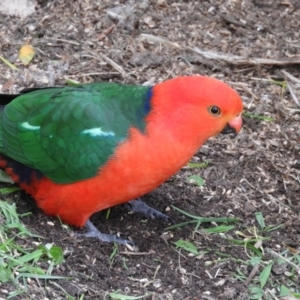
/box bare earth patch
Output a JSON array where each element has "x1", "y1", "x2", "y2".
[{"x1": 0, "y1": 0, "x2": 299, "y2": 299}]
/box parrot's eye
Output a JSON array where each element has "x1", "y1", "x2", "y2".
[{"x1": 209, "y1": 106, "x2": 221, "y2": 116}]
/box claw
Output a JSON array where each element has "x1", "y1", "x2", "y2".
[
  {"x1": 75, "y1": 219, "x2": 135, "y2": 246},
  {"x1": 126, "y1": 198, "x2": 173, "y2": 223}
]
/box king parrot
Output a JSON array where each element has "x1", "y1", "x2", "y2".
[{"x1": 0, "y1": 76, "x2": 243, "y2": 244}]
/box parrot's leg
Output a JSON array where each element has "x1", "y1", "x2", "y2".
[
  {"x1": 75, "y1": 199, "x2": 171, "y2": 245},
  {"x1": 126, "y1": 198, "x2": 172, "y2": 223},
  {"x1": 75, "y1": 220, "x2": 134, "y2": 245}
]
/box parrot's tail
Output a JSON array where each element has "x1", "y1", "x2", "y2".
[{"x1": 0, "y1": 93, "x2": 19, "y2": 106}]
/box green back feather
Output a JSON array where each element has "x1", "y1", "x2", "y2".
[{"x1": 0, "y1": 83, "x2": 152, "y2": 183}]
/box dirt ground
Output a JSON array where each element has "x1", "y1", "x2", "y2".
[{"x1": 0, "y1": 0, "x2": 300, "y2": 299}]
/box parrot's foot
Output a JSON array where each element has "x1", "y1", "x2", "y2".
[
  {"x1": 75, "y1": 219, "x2": 134, "y2": 246},
  {"x1": 126, "y1": 198, "x2": 173, "y2": 223}
]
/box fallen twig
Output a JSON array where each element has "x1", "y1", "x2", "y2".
[
  {"x1": 266, "y1": 248, "x2": 300, "y2": 274},
  {"x1": 286, "y1": 82, "x2": 300, "y2": 108},
  {"x1": 44, "y1": 37, "x2": 81, "y2": 46},
  {"x1": 83, "y1": 50, "x2": 128, "y2": 78},
  {"x1": 281, "y1": 70, "x2": 300, "y2": 107},
  {"x1": 141, "y1": 33, "x2": 300, "y2": 66},
  {"x1": 244, "y1": 264, "x2": 260, "y2": 286},
  {"x1": 281, "y1": 69, "x2": 300, "y2": 84}
]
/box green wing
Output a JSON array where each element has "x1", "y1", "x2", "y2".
[{"x1": 0, "y1": 83, "x2": 152, "y2": 183}]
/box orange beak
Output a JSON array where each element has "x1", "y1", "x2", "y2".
[
  {"x1": 228, "y1": 114, "x2": 243, "y2": 133},
  {"x1": 221, "y1": 114, "x2": 243, "y2": 134}
]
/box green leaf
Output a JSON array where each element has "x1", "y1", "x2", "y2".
[
  {"x1": 38, "y1": 244, "x2": 64, "y2": 265},
  {"x1": 255, "y1": 212, "x2": 265, "y2": 229},
  {"x1": 227, "y1": 239, "x2": 263, "y2": 256},
  {"x1": 0, "y1": 269, "x2": 10, "y2": 283},
  {"x1": 122, "y1": 257, "x2": 128, "y2": 270},
  {"x1": 203, "y1": 225, "x2": 235, "y2": 234},
  {"x1": 268, "y1": 79, "x2": 286, "y2": 88},
  {"x1": 0, "y1": 55, "x2": 19, "y2": 71},
  {"x1": 294, "y1": 254, "x2": 300, "y2": 264},
  {"x1": 279, "y1": 285, "x2": 292, "y2": 297},
  {"x1": 248, "y1": 286, "x2": 263, "y2": 300},
  {"x1": 49, "y1": 246, "x2": 64, "y2": 265},
  {"x1": 0, "y1": 169, "x2": 14, "y2": 183},
  {"x1": 249, "y1": 256, "x2": 261, "y2": 266},
  {"x1": 65, "y1": 78, "x2": 80, "y2": 86},
  {"x1": 17, "y1": 266, "x2": 45, "y2": 276},
  {"x1": 174, "y1": 239, "x2": 199, "y2": 255},
  {"x1": 187, "y1": 175, "x2": 205, "y2": 186},
  {"x1": 106, "y1": 207, "x2": 112, "y2": 220},
  {"x1": 263, "y1": 223, "x2": 284, "y2": 232},
  {"x1": 243, "y1": 112, "x2": 273, "y2": 122},
  {"x1": 171, "y1": 206, "x2": 239, "y2": 223},
  {"x1": 259, "y1": 263, "x2": 272, "y2": 288},
  {"x1": 9, "y1": 249, "x2": 44, "y2": 267},
  {"x1": 166, "y1": 220, "x2": 198, "y2": 230},
  {"x1": 0, "y1": 187, "x2": 21, "y2": 194},
  {"x1": 110, "y1": 243, "x2": 118, "y2": 262},
  {"x1": 187, "y1": 162, "x2": 208, "y2": 168}
]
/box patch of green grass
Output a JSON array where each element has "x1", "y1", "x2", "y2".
[
  {"x1": 232, "y1": 212, "x2": 299, "y2": 299},
  {"x1": 170, "y1": 207, "x2": 300, "y2": 299},
  {"x1": 169, "y1": 206, "x2": 238, "y2": 258},
  {"x1": 0, "y1": 198, "x2": 67, "y2": 298},
  {"x1": 167, "y1": 205, "x2": 239, "y2": 234}
]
